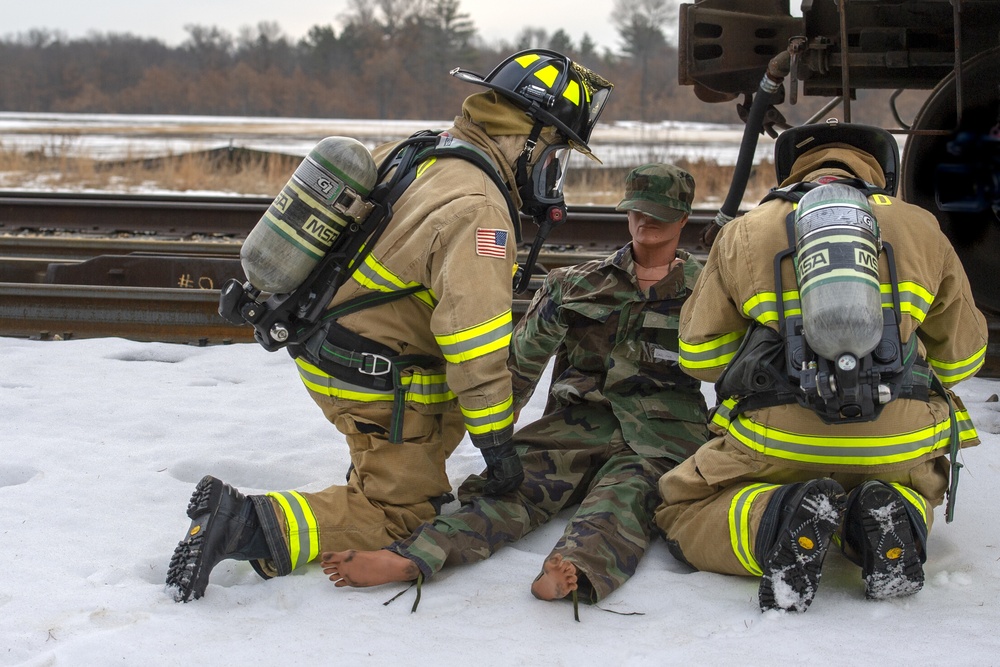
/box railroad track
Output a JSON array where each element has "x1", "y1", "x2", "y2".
[
  {"x1": 2, "y1": 191, "x2": 701, "y2": 344},
  {"x1": 1, "y1": 191, "x2": 997, "y2": 377}
]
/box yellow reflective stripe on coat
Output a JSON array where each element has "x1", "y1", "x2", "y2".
[
  {"x1": 742, "y1": 290, "x2": 800, "y2": 325},
  {"x1": 461, "y1": 393, "x2": 515, "y2": 436},
  {"x1": 350, "y1": 254, "x2": 437, "y2": 308},
  {"x1": 729, "y1": 483, "x2": 778, "y2": 576},
  {"x1": 678, "y1": 330, "x2": 744, "y2": 370},
  {"x1": 927, "y1": 343, "x2": 987, "y2": 384},
  {"x1": 885, "y1": 281, "x2": 933, "y2": 323},
  {"x1": 713, "y1": 398, "x2": 979, "y2": 466},
  {"x1": 295, "y1": 357, "x2": 456, "y2": 405},
  {"x1": 740, "y1": 281, "x2": 935, "y2": 328},
  {"x1": 435, "y1": 310, "x2": 513, "y2": 364},
  {"x1": 296, "y1": 357, "x2": 394, "y2": 402},
  {"x1": 266, "y1": 490, "x2": 319, "y2": 571},
  {"x1": 889, "y1": 483, "x2": 929, "y2": 527}
]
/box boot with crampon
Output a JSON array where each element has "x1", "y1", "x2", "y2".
[
  {"x1": 166, "y1": 475, "x2": 272, "y2": 602},
  {"x1": 756, "y1": 478, "x2": 846, "y2": 612},
  {"x1": 843, "y1": 480, "x2": 926, "y2": 600}
]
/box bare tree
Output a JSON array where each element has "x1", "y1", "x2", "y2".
[
  {"x1": 182, "y1": 25, "x2": 233, "y2": 70},
  {"x1": 611, "y1": 0, "x2": 676, "y2": 120}
]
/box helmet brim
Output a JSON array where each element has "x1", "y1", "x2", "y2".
[{"x1": 774, "y1": 122, "x2": 899, "y2": 195}]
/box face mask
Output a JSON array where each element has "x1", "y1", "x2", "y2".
[{"x1": 517, "y1": 138, "x2": 572, "y2": 218}]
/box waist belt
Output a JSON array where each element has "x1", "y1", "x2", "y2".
[
  {"x1": 729, "y1": 368, "x2": 931, "y2": 420},
  {"x1": 296, "y1": 321, "x2": 441, "y2": 443}
]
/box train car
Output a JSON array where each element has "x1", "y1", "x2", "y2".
[{"x1": 678, "y1": 0, "x2": 999, "y2": 315}]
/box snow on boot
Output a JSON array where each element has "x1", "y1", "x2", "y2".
[
  {"x1": 166, "y1": 475, "x2": 271, "y2": 602},
  {"x1": 757, "y1": 478, "x2": 846, "y2": 612},
  {"x1": 844, "y1": 480, "x2": 926, "y2": 600}
]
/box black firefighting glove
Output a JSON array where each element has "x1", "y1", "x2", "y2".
[{"x1": 481, "y1": 440, "x2": 524, "y2": 496}]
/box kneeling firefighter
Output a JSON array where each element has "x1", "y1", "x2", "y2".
[
  {"x1": 166, "y1": 49, "x2": 614, "y2": 602},
  {"x1": 654, "y1": 120, "x2": 989, "y2": 612}
]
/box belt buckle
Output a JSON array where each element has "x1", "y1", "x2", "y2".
[{"x1": 359, "y1": 352, "x2": 392, "y2": 376}]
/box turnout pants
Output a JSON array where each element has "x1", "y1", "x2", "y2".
[
  {"x1": 654, "y1": 434, "x2": 948, "y2": 576},
  {"x1": 387, "y1": 406, "x2": 675, "y2": 603},
  {"x1": 260, "y1": 399, "x2": 467, "y2": 575}
]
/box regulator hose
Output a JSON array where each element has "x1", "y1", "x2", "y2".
[{"x1": 704, "y1": 51, "x2": 792, "y2": 247}]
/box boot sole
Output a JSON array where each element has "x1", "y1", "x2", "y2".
[
  {"x1": 856, "y1": 485, "x2": 924, "y2": 600},
  {"x1": 759, "y1": 479, "x2": 845, "y2": 612},
  {"x1": 165, "y1": 475, "x2": 223, "y2": 602}
]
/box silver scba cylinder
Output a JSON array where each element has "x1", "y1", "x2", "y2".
[
  {"x1": 240, "y1": 137, "x2": 378, "y2": 294},
  {"x1": 794, "y1": 183, "x2": 883, "y2": 361}
]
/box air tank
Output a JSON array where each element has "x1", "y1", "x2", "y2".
[
  {"x1": 240, "y1": 136, "x2": 378, "y2": 294},
  {"x1": 794, "y1": 183, "x2": 883, "y2": 361}
]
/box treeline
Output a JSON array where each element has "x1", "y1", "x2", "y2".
[
  {"x1": 0, "y1": 0, "x2": 912, "y2": 126},
  {"x1": 0, "y1": 0, "x2": 748, "y2": 123}
]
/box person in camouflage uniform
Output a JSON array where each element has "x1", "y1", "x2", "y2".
[
  {"x1": 320, "y1": 163, "x2": 710, "y2": 609},
  {"x1": 165, "y1": 49, "x2": 615, "y2": 603}
]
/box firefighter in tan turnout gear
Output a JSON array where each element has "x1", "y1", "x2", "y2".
[
  {"x1": 319, "y1": 164, "x2": 709, "y2": 613},
  {"x1": 166, "y1": 50, "x2": 614, "y2": 602},
  {"x1": 654, "y1": 121, "x2": 989, "y2": 612}
]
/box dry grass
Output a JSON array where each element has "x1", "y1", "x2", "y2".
[{"x1": 0, "y1": 142, "x2": 776, "y2": 209}]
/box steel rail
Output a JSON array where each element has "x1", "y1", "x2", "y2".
[
  {"x1": 0, "y1": 191, "x2": 713, "y2": 250},
  {"x1": 0, "y1": 281, "x2": 536, "y2": 346},
  {"x1": 3, "y1": 280, "x2": 998, "y2": 379},
  {"x1": 2, "y1": 192, "x2": 997, "y2": 378}
]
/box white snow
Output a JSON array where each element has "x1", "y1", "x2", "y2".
[
  {"x1": 2, "y1": 335, "x2": 1000, "y2": 664},
  {"x1": 0, "y1": 111, "x2": 777, "y2": 167}
]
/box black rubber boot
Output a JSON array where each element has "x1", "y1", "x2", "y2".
[
  {"x1": 843, "y1": 480, "x2": 926, "y2": 600},
  {"x1": 166, "y1": 475, "x2": 271, "y2": 602},
  {"x1": 756, "y1": 478, "x2": 846, "y2": 612}
]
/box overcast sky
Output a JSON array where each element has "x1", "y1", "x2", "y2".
[{"x1": 2, "y1": 0, "x2": 625, "y2": 55}]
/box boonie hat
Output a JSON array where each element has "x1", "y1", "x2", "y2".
[{"x1": 616, "y1": 163, "x2": 695, "y2": 223}]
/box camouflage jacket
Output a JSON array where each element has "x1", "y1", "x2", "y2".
[{"x1": 509, "y1": 245, "x2": 708, "y2": 462}]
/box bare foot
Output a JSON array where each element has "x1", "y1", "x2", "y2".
[
  {"x1": 531, "y1": 553, "x2": 579, "y2": 600},
  {"x1": 320, "y1": 550, "x2": 420, "y2": 588}
]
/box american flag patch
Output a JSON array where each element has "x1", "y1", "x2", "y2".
[{"x1": 476, "y1": 228, "x2": 508, "y2": 258}]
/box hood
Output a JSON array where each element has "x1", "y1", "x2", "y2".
[
  {"x1": 781, "y1": 143, "x2": 887, "y2": 189},
  {"x1": 449, "y1": 109, "x2": 525, "y2": 211}
]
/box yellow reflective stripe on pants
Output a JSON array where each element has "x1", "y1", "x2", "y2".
[
  {"x1": 889, "y1": 483, "x2": 929, "y2": 528},
  {"x1": 729, "y1": 483, "x2": 779, "y2": 576},
  {"x1": 267, "y1": 491, "x2": 320, "y2": 571}
]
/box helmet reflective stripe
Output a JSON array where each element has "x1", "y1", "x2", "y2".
[{"x1": 523, "y1": 60, "x2": 581, "y2": 106}]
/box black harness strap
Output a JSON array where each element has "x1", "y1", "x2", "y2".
[{"x1": 293, "y1": 131, "x2": 519, "y2": 443}]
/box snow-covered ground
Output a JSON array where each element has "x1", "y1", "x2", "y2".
[
  {"x1": 2, "y1": 335, "x2": 999, "y2": 665},
  {"x1": 0, "y1": 111, "x2": 773, "y2": 167}
]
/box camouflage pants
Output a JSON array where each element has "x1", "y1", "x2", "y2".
[{"x1": 387, "y1": 405, "x2": 675, "y2": 603}]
